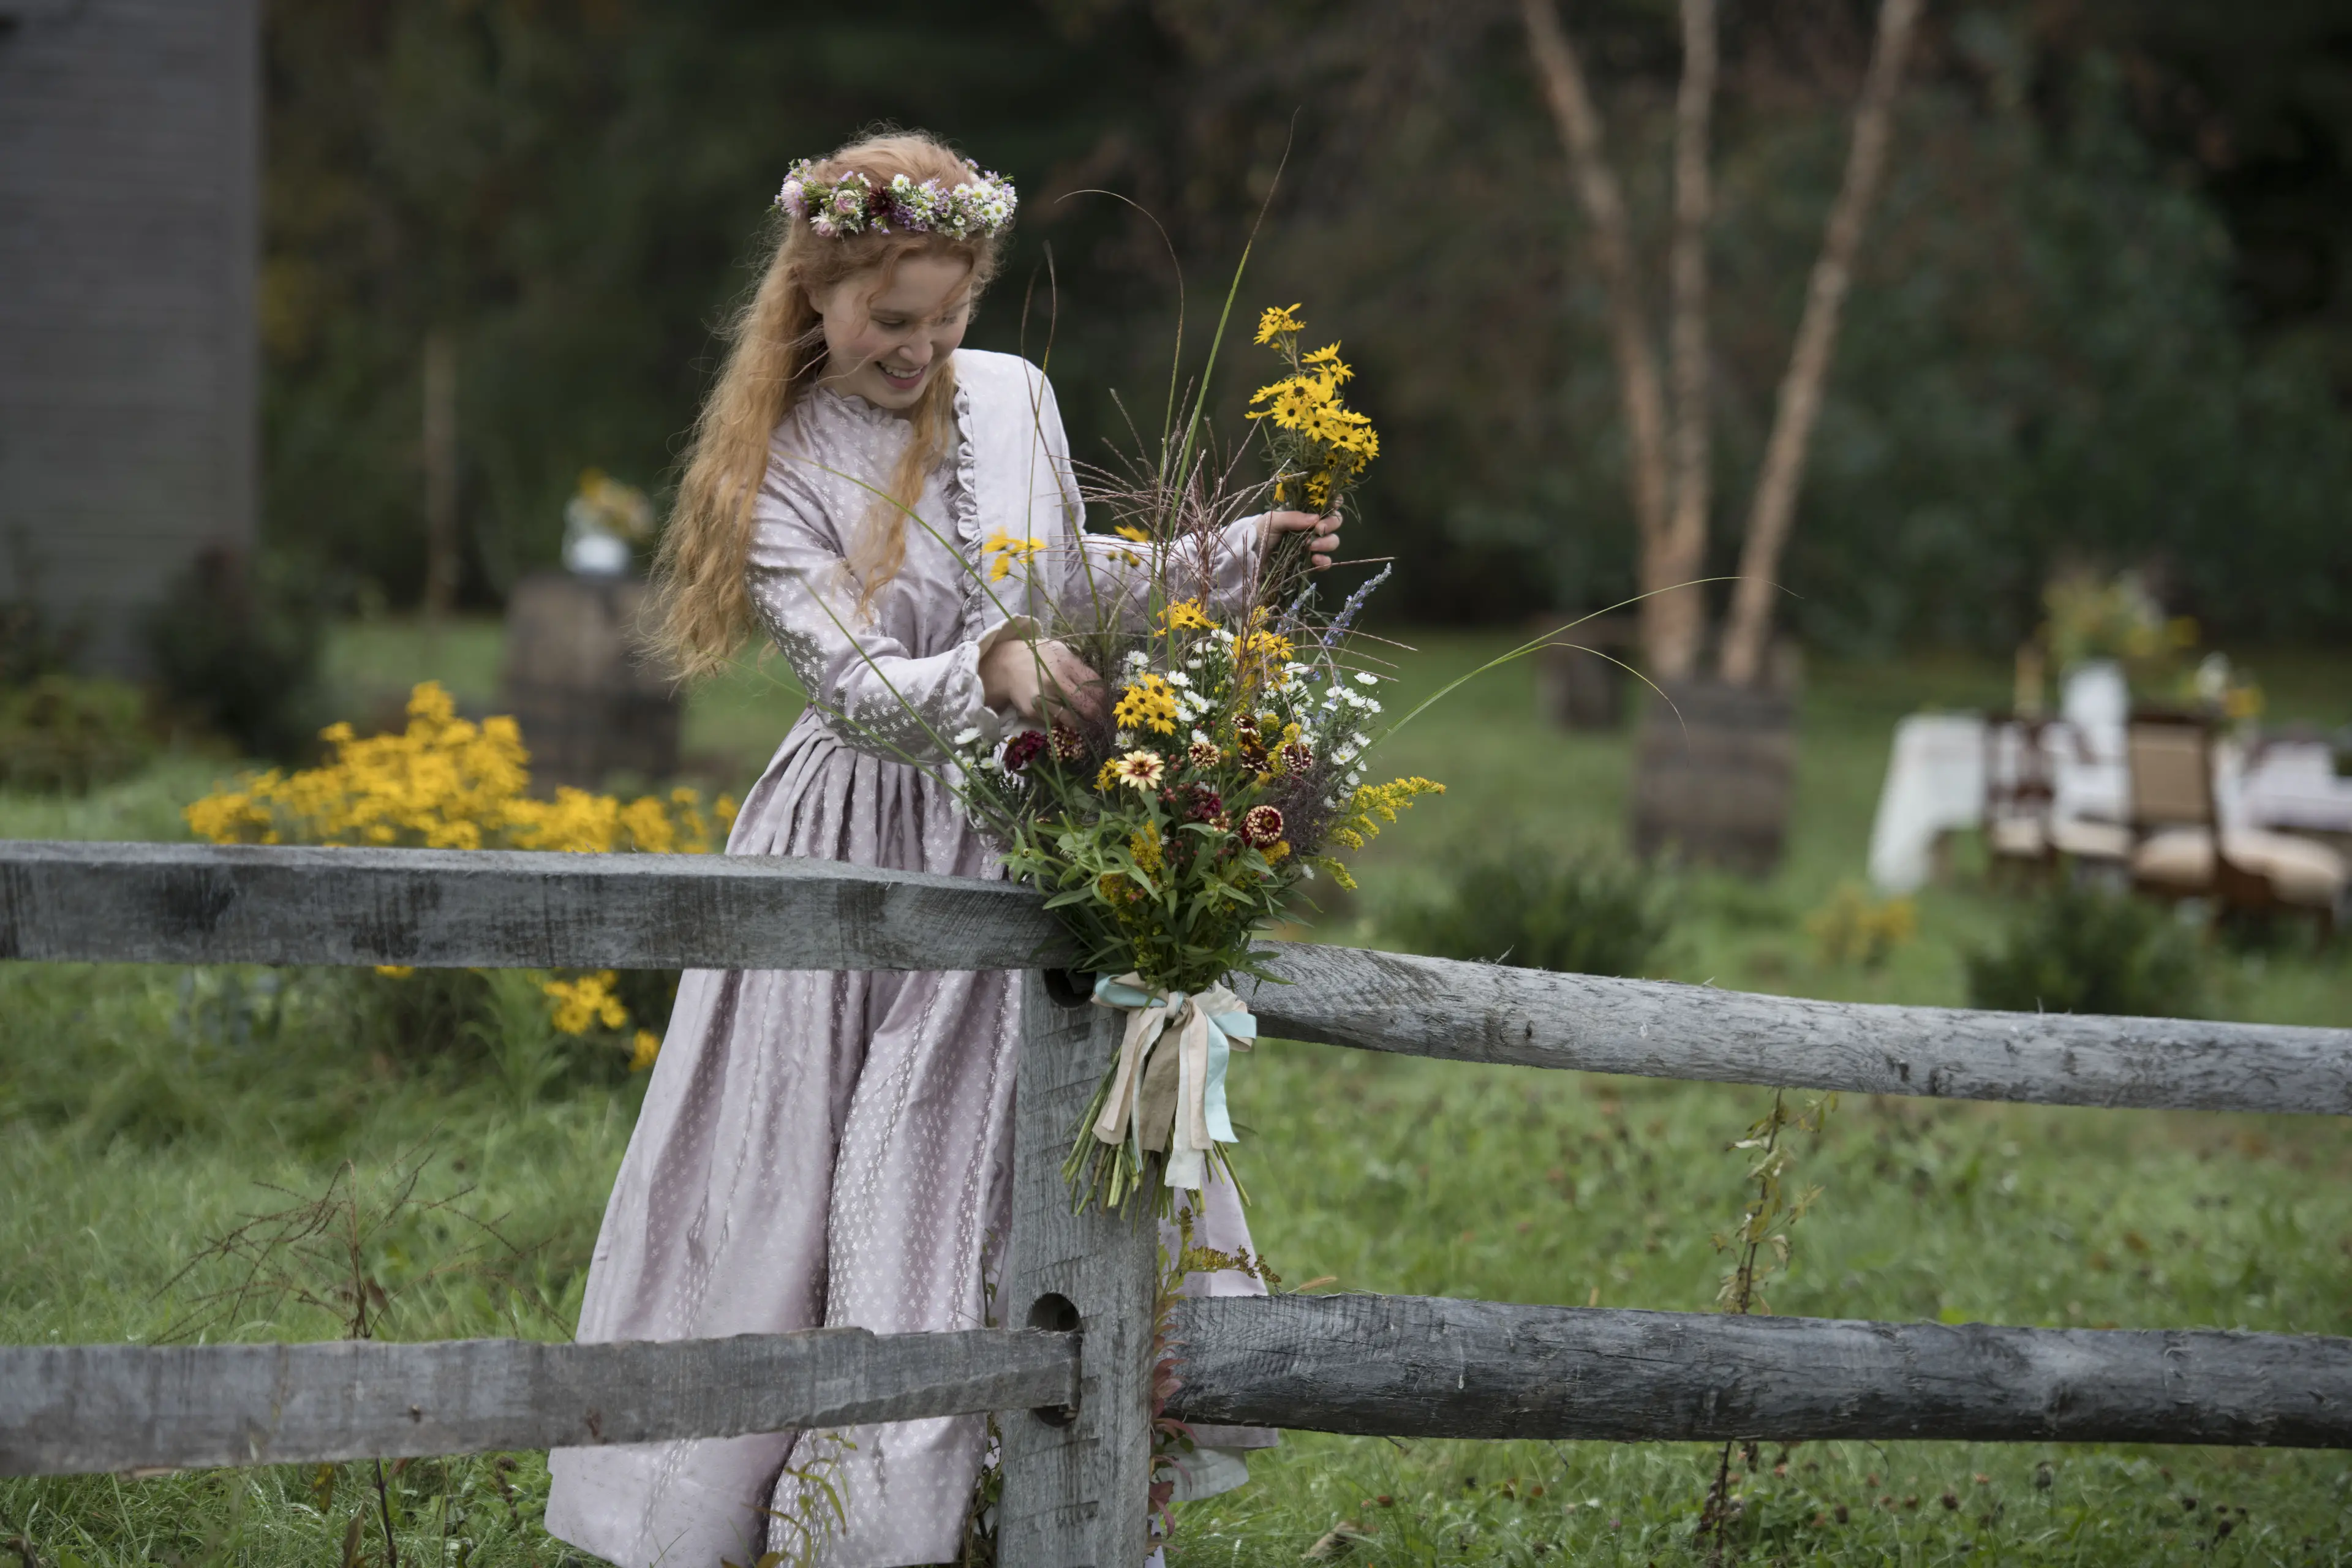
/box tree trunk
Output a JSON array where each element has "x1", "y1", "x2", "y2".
[
  {"x1": 1656, "y1": 0, "x2": 1718, "y2": 680},
  {"x1": 1518, "y1": 0, "x2": 1684, "y2": 676},
  {"x1": 1717, "y1": 0, "x2": 1923, "y2": 686},
  {"x1": 421, "y1": 328, "x2": 459, "y2": 624}
]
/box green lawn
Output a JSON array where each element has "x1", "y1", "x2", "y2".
[{"x1": 2, "y1": 624, "x2": 2348, "y2": 1566}]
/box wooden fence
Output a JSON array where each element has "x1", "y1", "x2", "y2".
[{"x1": 4, "y1": 839, "x2": 2351, "y2": 1564}]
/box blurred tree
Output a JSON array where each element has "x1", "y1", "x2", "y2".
[{"x1": 258, "y1": 0, "x2": 2352, "y2": 649}]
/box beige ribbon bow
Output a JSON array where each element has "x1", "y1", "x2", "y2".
[{"x1": 1090, "y1": 973, "x2": 1253, "y2": 1191}]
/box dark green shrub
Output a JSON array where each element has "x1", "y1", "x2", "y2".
[
  {"x1": 0, "y1": 674, "x2": 155, "y2": 793},
  {"x1": 1387, "y1": 848, "x2": 1675, "y2": 978},
  {"x1": 144, "y1": 548, "x2": 328, "y2": 763},
  {"x1": 1965, "y1": 883, "x2": 2206, "y2": 1018}
]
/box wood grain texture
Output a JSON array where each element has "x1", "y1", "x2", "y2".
[
  {"x1": 0, "y1": 840, "x2": 1069, "y2": 972},
  {"x1": 1167, "y1": 1295, "x2": 2352, "y2": 1448},
  {"x1": 1242, "y1": 943, "x2": 2352, "y2": 1117},
  {"x1": 997, "y1": 975, "x2": 1161, "y2": 1567},
  {"x1": 12, "y1": 842, "x2": 2350, "y2": 1118},
  {"x1": 0, "y1": 1328, "x2": 1077, "y2": 1477}
]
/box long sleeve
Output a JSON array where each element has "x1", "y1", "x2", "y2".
[{"x1": 746, "y1": 447, "x2": 1025, "y2": 766}]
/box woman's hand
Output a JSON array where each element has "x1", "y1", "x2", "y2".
[
  {"x1": 980, "y1": 636, "x2": 1106, "y2": 725},
  {"x1": 1262, "y1": 510, "x2": 1343, "y2": 569}
]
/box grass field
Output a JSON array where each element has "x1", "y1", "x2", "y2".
[{"x1": 4, "y1": 620, "x2": 2349, "y2": 1566}]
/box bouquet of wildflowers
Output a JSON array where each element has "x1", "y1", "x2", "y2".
[{"x1": 947, "y1": 302, "x2": 1441, "y2": 1213}]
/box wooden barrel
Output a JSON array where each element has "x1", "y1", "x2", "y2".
[
  {"x1": 498, "y1": 571, "x2": 680, "y2": 792},
  {"x1": 1629, "y1": 678, "x2": 1795, "y2": 876}
]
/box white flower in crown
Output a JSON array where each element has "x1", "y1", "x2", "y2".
[{"x1": 775, "y1": 156, "x2": 1016, "y2": 241}]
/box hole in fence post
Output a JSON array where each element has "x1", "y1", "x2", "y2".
[
  {"x1": 1027, "y1": 1292, "x2": 1082, "y2": 1427},
  {"x1": 1041, "y1": 968, "x2": 1096, "y2": 1009}
]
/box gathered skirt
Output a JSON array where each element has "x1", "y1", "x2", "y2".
[{"x1": 543, "y1": 714, "x2": 1268, "y2": 1568}]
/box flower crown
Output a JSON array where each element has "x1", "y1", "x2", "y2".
[{"x1": 774, "y1": 159, "x2": 1017, "y2": 241}]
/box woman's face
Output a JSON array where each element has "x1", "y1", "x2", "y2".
[{"x1": 815, "y1": 254, "x2": 974, "y2": 414}]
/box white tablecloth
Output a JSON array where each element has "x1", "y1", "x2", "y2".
[
  {"x1": 2241, "y1": 742, "x2": 2352, "y2": 835},
  {"x1": 1867, "y1": 714, "x2": 1987, "y2": 892}
]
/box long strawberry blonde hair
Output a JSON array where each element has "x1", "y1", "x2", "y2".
[{"x1": 651, "y1": 130, "x2": 1007, "y2": 679}]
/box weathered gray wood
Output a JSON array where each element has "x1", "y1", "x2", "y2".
[
  {"x1": 0, "y1": 1327, "x2": 1077, "y2": 1477},
  {"x1": 1243, "y1": 944, "x2": 2352, "y2": 1117},
  {"x1": 12, "y1": 840, "x2": 2351, "y2": 1118},
  {"x1": 0, "y1": 840, "x2": 1070, "y2": 972},
  {"x1": 997, "y1": 976, "x2": 1160, "y2": 1567},
  {"x1": 1168, "y1": 1294, "x2": 2352, "y2": 1449}
]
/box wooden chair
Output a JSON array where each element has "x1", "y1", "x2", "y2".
[
  {"x1": 1982, "y1": 713, "x2": 2130, "y2": 879},
  {"x1": 2124, "y1": 710, "x2": 2345, "y2": 935}
]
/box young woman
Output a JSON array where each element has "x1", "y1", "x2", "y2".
[{"x1": 542, "y1": 130, "x2": 1338, "y2": 1568}]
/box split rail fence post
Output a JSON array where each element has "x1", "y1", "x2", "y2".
[{"x1": 996, "y1": 970, "x2": 1158, "y2": 1566}]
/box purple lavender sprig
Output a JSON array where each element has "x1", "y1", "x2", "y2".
[{"x1": 1320, "y1": 563, "x2": 1392, "y2": 648}]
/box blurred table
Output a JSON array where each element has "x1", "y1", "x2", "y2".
[{"x1": 2239, "y1": 741, "x2": 2352, "y2": 837}]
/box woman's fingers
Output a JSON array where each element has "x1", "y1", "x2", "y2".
[
  {"x1": 1311, "y1": 513, "x2": 1341, "y2": 568},
  {"x1": 1267, "y1": 509, "x2": 1342, "y2": 568},
  {"x1": 1039, "y1": 641, "x2": 1107, "y2": 725}
]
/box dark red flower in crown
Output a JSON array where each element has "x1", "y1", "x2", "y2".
[
  {"x1": 1049, "y1": 722, "x2": 1087, "y2": 763},
  {"x1": 1002, "y1": 729, "x2": 1047, "y2": 772},
  {"x1": 1240, "y1": 805, "x2": 1285, "y2": 848}
]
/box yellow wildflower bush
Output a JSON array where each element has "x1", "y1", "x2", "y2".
[
  {"x1": 1806, "y1": 883, "x2": 1918, "y2": 970},
  {"x1": 186, "y1": 680, "x2": 738, "y2": 1065}
]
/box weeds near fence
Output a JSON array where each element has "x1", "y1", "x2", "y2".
[
  {"x1": 150, "y1": 1144, "x2": 559, "y2": 1568},
  {"x1": 741, "y1": 1433, "x2": 854, "y2": 1568},
  {"x1": 1147, "y1": 1205, "x2": 1282, "y2": 1559},
  {"x1": 1698, "y1": 1088, "x2": 1836, "y2": 1562}
]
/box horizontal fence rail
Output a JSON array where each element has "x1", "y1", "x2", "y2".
[
  {"x1": 10, "y1": 1298, "x2": 2350, "y2": 1479},
  {"x1": 1241, "y1": 946, "x2": 2352, "y2": 1118},
  {"x1": 0, "y1": 1328, "x2": 1079, "y2": 1477},
  {"x1": 1167, "y1": 1296, "x2": 2352, "y2": 1450},
  {"x1": 6, "y1": 841, "x2": 2349, "y2": 1118},
  {"x1": 0, "y1": 841, "x2": 1070, "y2": 973}
]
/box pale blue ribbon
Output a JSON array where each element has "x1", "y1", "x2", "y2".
[{"x1": 1091, "y1": 973, "x2": 1254, "y2": 1188}]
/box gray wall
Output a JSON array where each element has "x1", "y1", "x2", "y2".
[{"x1": 0, "y1": 0, "x2": 258, "y2": 673}]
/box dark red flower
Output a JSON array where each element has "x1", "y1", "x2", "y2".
[
  {"x1": 1276, "y1": 740, "x2": 1314, "y2": 776},
  {"x1": 1241, "y1": 805, "x2": 1284, "y2": 848},
  {"x1": 1182, "y1": 784, "x2": 1224, "y2": 823},
  {"x1": 1049, "y1": 722, "x2": 1087, "y2": 763},
  {"x1": 1002, "y1": 729, "x2": 1047, "y2": 772}
]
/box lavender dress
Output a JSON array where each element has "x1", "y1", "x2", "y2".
[{"x1": 544, "y1": 350, "x2": 1272, "y2": 1568}]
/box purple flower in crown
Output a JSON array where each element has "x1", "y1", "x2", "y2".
[
  {"x1": 832, "y1": 188, "x2": 861, "y2": 216},
  {"x1": 776, "y1": 178, "x2": 805, "y2": 221},
  {"x1": 810, "y1": 214, "x2": 837, "y2": 238}
]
